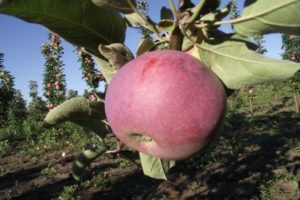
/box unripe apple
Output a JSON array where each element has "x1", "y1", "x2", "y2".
[{"x1": 105, "y1": 50, "x2": 226, "y2": 160}]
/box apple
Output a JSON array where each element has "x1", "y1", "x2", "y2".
[{"x1": 105, "y1": 50, "x2": 226, "y2": 160}]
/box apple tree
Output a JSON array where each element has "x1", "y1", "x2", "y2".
[
  {"x1": 42, "y1": 33, "x2": 66, "y2": 110},
  {"x1": 0, "y1": 52, "x2": 15, "y2": 127},
  {"x1": 1, "y1": 0, "x2": 300, "y2": 180},
  {"x1": 282, "y1": 34, "x2": 300, "y2": 112}
]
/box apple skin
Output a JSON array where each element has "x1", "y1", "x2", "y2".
[{"x1": 105, "y1": 50, "x2": 226, "y2": 160}]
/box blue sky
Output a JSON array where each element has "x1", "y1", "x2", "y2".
[{"x1": 0, "y1": 0, "x2": 283, "y2": 102}]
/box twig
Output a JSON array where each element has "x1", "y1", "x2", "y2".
[
  {"x1": 187, "y1": 0, "x2": 207, "y2": 24},
  {"x1": 168, "y1": 0, "x2": 178, "y2": 20},
  {"x1": 126, "y1": 0, "x2": 164, "y2": 41}
]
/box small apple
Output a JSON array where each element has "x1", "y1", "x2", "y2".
[{"x1": 105, "y1": 50, "x2": 226, "y2": 160}]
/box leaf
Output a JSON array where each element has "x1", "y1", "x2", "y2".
[
  {"x1": 72, "y1": 144, "x2": 108, "y2": 181},
  {"x1": 43, "y1": 97, "x2": 108, "y2": 138},
  {"x1": 99, "y1": 43, "x2": 134, "y2": 71},
  {"x1": 200, "y1": 2, "x2": 231, "y2": 23},
  {"x1": 92, "y1": 56, "x2": 117, "y2": 84},
  {"x1": 158, "y1": 20, "x2": 176, "y2": 32},
  {"x1": 0, "y1": 0, "x2": 126, "y2": 57},
  {"x1": 139, "y1": 152, "x2": 175, "y2": 180},
  {"x1": 179, "y1": 0, "x2": 195, "y2": 12},
  {"x1": 202, "y1": 0, "x2": 220, "y2": 14},
  {"x1": 160, "y1": 6, "x2": 173, "y2": 20},
  {"x1": 91, "y1": 0, "x2": 136, "y2": 14},
  {"x1": 136, "y1": 37, "x2": 155, "y2": 56},
  {"x1": 124, "y1": 12, "x2": 147, "y2": 27},
  {"x1": 197, "y1": 34, "x2": 300, "y2": 89},
  {"x1": 234, "y1": 0, "x2": 300, "y2": 36}
]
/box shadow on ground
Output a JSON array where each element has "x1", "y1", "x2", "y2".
[{"x1": 1, "y1": 111, "x2": 300, "y2": 200}]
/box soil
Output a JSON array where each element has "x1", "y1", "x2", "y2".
[{"x1": 1, "y1": 111, "x2": 300, "y2": 200}]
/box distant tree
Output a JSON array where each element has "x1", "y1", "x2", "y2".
[
  {"x1": 254, "y1": 35, "x2": 267, "y2": 54},
  {"x1": 229, "y1": 0, "x2": 239, "y2": 20},
  {"x1": 42, "y1": 33, "x2": 66, "y2": 110},
  {"x1": 0, "y1": 52, "x2": 15, "y2": 126},
  {"x1": 66, "y1": 89, "x2": 79, "y2": 99},
  {"x1": 7, "y1": 90, "x2": 27, "y2": 128},
  {"x1": 77, "y1": 48, "x2": 104, "y2": 101},
  {"x1": 27, "y1": 80, "x2": 47, "y2": 121},
  {"x1": 282, "y1": 34, "x2": 300, "y2": 112}
]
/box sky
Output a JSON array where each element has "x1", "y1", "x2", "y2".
[{"x1": 0, "y1": 0, "x2": 283, "y2": 102}]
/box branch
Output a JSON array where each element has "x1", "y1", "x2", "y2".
[
  {"x1": 126, "y1": 0, "x2": 164, "y2": 41},
  {"x1": 187, "y1": 0, "x2": 207, "y2": 24}
]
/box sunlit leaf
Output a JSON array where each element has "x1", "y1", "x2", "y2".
[
  {"x1": 124, "y1": 12, "x2": 147, "y2": 27},
  {"x1": 158, "y1": 19, "x2": 176, "y2": 32},
  {"x1": 139, "y1": 152, "x2": 175, "y2": 180},
  {"x1": 99, "y1": 43, "x2": 134, "y2": 71},
  {"x1": 93, "y1": 55, "x2": 117, "y2": 84},
  {"x1": 43, "y1": 97, "x2": 108, "y2": 138},
  {"x1": 0, "y1": 0, "x2": 126, "y2": 57},
  {"x1": 197, "y1": 34, "x2": 300, "y2": 89},
  {"x1": 136, "y1": 36, "x2": 155, "y2": 56},
  {"x1": 234, "y1": 0, "x2": 300, "y2": 36}
]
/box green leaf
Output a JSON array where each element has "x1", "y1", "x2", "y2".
[
  {"x1": 92, "y1": 55, "x2": 117, "y2": 84},
  {"x1": 91, "y1": 0, "x2": 136, "y2": 14},
  {"x1": 158, "y1": 19, "x2": 176, "y2": 32},
  {"x1": 197, "y1": 34, "x2": 300, "y2": 89},
  {"x1": 160, "y1": 6, "x2": 173, "y2": 20},
  {"x1": 124, "y1": 12, "x2": 147, "y2": 27},
  {"x1": 72, "y1": 144, "x2": 108, "y2": 181},
  {"x1": 99, "y1": 43, "x2": 134, "y2": 71},
  {"x1": 43, "y1": 97, "x2": 108, "y2": 138},
  {"x1": 139, "y1": 152, "x2": 175, "y2": 180},
  {"x1": 234, "y1": 0, "x2": 300, "y2": 36},
  {"x1": 0, "y1": 0, "x2": 126, "y2": 57},
  {"x1": 136, "y1": 37, "x2": 155, "y2": 56},
  {"x1": 200, "y1": 2, "x2": 231, "y2": 23}
]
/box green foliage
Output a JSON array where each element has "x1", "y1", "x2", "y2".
[
  {"x1": 58, "y1": 185, "x2": 80, "y2": 200},
  {"x1": 42, "y1": 33, "x2": 66, "y2": 109},
  {"x1": 197, "y1": 34, "x2": 300, "y2": 89},
  {"x1": 0, "y1": 52, "x2": 15, "y2": 127},
  {"x1": 234, "y1": 0, "x2": 300, "y2": 36},
  {"x1": 27, "y1": 81, "x2": 47, "y2": 121},
  {"x1": 91, "y1": 0, "x2": 136, "y2": 14},
  {"x1": 282, "y1": 34, "x2": 300, "y2": 93},
  {"x1": 41, "y1": 163, "x2": 57, "y2": 176},
  {"x1": 139, "y1": 152, "x2": 175, "y2": 180},
  {"x1": 0, "y1": 0, "x2": 126, "y2": 57},
  {"x1": 66, "y1": 89, "x2": 79, "y2": 100},
  {"x1": 77, "y1": 49, "x2": 102, "y2": 94},
  {"x1": 43, "y1": 97, "x2": 109, "y2": 138},
  {"x1": 0, "y1": 139, "x2": 11, "y2": 157},
  {"x1": 6, "y1": 90, "x2": 27, "y2": 128}
]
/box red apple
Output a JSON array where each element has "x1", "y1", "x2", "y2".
[{"x1": 105, "y1": 50, "x2": 226, "y2": 160}]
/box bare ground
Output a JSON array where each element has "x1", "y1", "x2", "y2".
[{"x1": 1, "y1": 111, "x2": 300, "y2": 200}]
